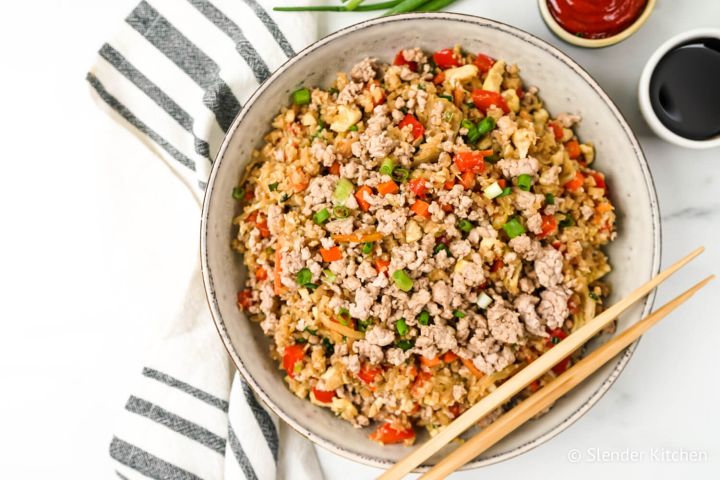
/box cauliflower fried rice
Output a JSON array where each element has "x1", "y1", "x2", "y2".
[{"x1": 231, "y1": 46, "x2": 616, "y2": 445}]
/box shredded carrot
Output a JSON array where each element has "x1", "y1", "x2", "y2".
[
  {"x1": 564, "y1": 139, "x2": 581, "y2": 159},
  {"x1": 410, "y1": 200, "x2": 430, "y2": 219},
  {"x1": 329, "y1": 161, "x2": 341, "y2": 176},
  {"x1": 255, "y1": 266, "x2": 268, "y2": 281},
  {"x1": 596, "y1": 202, "x2": 613, "y2": 213},
  {"x1": 355, "y1": 185, "x2": 373, "y2": 211},
  {"x1": 332, "y1": 232, "x2": 383, "y2": 243},
  {"x1": 461, "y1": 358, "x2": 485, "y2": 378},
  {"x1": 443, "y1": 351, "x2": 459, "y2": 363},
  {"x1": 374, "y1": 258, "x2": 390, "y2": 273},
  {"x1": 420, "y1": 355, "x2": 441, "y2": 367},
  {"x1": 274, "y1": 245, "x2": 285, "y2": 295},
  {"x1": 320, "y1": 246, "x2": 342, "y2": 262},
  {"x1": 377, "y1": 180, "x2": 399, "y2": 196}
]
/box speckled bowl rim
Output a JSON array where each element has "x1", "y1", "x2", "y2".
[
  {"x1": 201, "y1": 12, "x2": 661, "y2": 471},
  {"x1": 537, "y1": 0, "x2": 656, "y2": 48}
]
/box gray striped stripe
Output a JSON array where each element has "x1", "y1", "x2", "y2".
[
  {"x1": 240, "y1": 380, "x2": 278, "y2": 461},
  {"x1": 142, "y1": 367, "x2": 229, "y2": 412},
  {"x1": 98, "y1": 43, "x2": 212, "y2": 160},
  {"x1": 240, "y1": 0, "x2": 295, "y2": 58},
  {"x1": 86, "y1": 72, "x2": 195, "y2": 171},
  {"x1": 110, "y1": 436, "x2": 203, "y2": 480},
  {"x1": 126, "y1": 1, "x2": 241, "y2": 131},
  {"x1": 188, "y1": 0, "x2": 271, "y2": 83},
  {"x1": 126, "y1": 396, "x2": 226, "y2": 455},
  {"x1": 228, "y1": 424, "x2": 259, "y2": 480},
  {"x1": 115, "y1": 471, "x2": 129, "y2": 480}
]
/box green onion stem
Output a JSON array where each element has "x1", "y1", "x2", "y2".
[
  {"x1": 384, "y1": 0, "x2": 434, "y2": 15},
  {"x1": 418, "y1": 0, "x2": 457, "y2": 11},
  {"x1": 274, "y1": 1, "x2": 401, "y2": 12}
]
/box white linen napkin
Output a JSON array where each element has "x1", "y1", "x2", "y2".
[{"x1": 87, "y1": 1, "x2": 324, "y2": 478}]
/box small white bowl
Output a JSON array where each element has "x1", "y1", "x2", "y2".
[{"x1": 638, "y1": 28, "x2": 720, "y2": 149}]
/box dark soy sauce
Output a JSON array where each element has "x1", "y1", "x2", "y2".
[{"x1": 649, "y1": 37, "x2": 720, "y2": 140}]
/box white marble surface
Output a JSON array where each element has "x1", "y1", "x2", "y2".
[{"x1": 0, "y1": 1, "x2": 718, "y2": 479}]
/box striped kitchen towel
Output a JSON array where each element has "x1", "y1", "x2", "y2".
[{"x1": 87, "y1": 1, "x2": 324, "y2": 479}]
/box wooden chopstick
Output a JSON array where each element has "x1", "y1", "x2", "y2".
[
  {"x1": 378, "y1": 247, "x2": 704, "y2": 480},
  {"x1": 421, "y1": 274, "x2": 715, "y2": 479}
]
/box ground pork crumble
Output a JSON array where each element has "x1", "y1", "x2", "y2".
[{"x1": 231, "y1": 45, "x2": 616, "y2": 445}]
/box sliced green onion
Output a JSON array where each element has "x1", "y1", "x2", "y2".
[
  {"x1": 391, "y1": 167, "x2": 409, "y2": 183},
  {"x1": 484, "y1": 181, "x2": 503, "y2": 199},
  {"x1": 443, "y1": 111, "x2": 454, "y2": 122},
  {"x1": 517, "y1": 174, "x2": 533, "y2": 191},
  {"x1": 392, "y1": 269, "x2": 413, "y2": 292},
  {"x1": 291, "y1": 87, "x2": 311, "y2": 105},
  {"x1": 268, "y1": 182, "x2": 279, "y2": 191},
  {"x1": 477, "y1": 292, "x2": 493, "y2": 309},
  {"x1": 461, "y1": 119, "x2": 475, "y2": 130},
  {"x1": 362, "y1": 242, "x2": 374, "y2": 254},
  {"x1": 304, "y1": 327, "x2": 318, "y2": 336},
  {"x1": 295, "y1": 337, "x2": 308, "y2": 344},
  {"x1": 313, "y1": 208, "x2": 330, "y2": 225},
  {"x1": 433, "y1": 243, "x2": 449, "y2": 255},
  {"x1": 497, "y1": 186, "x2": 512, "y2": 198},
  {"x1": 296, "y1": 268, "x2": 312, "y2": 286},
  {"x1": 333, "y1": 205, "x2": 350, "y2": 218},
  {"x1": 452, "y1": 310, "x2": 466, "y2": 319},
  {"x1": 348, "y1": 124, "x2": 358, "y2": 131},
  {"x1": 476, "y1": 116, "x2": 496, "y2": 135},
  {"x1": 395, "y1": 318, "x2": 409, "y2": 336},
  {"x1": 232, "y1": 187, "x2": 244, "y2": 200},
  {"x1": 559, "y1": 215, "x2": 575, "y2": 228},
  {"x1": 418, "y1": 311, "x2": 430, "y2": 326},
  {"x1": 589, "y1": 291, "x2": 600, "y2": 301},
  {"x1": 502, "y1": 217, "x2": 526, "y2": 239},
  {"x1": 545, "y1": 192, "x2": 555, "y2": 205},
  {"x1": 395, "y1": 339, "x2": 414, "y2": 351},
  {"x1": 323, "y1": 269, "x2": 336, "y2": 283},
  {"x1": 439, "y1": 94, "x2": 454, "y2": 102},
  {"x1": 338, "y1": 308, "x2": 351, "y2": 326},
  {"x1": 345, "y1": 0, "x2": 364, "y2": 10},
  {"x1": 379, "y1": 157, "x2": 395, "y2": 176},
  {"x1": 304, "y1": 283, "x2": 318, "y2": 290},
  {"x1": 467, "y1": 127, "x2": 482, "y2": 143},
  {"x1": 333, "y1": 178, "x2": 354, "y2": 203},
  {"x1": 458, "y1": 219, "x2": 474, "y2": 233},
  {"x1": 280, "y1": 193, "x2": 292, "y2": 202}
]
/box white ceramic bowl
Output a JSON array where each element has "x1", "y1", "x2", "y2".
[
  {"x1": 638, "y1": 28, "x2": 720, "y2": 149},
  {"x1": 201, "y1": 13, "x2": 661, "y2": 470}
]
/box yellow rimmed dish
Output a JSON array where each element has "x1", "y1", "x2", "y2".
[{"x1": 538, "y1": 0, "x2": 656, "y2": 48}]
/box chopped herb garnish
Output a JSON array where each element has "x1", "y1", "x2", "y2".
[
  {"x1": 497, "y1": 186, "x2": 512, "y2": 198},
  {"x1": 291, "y1": 87, "x2": 311, "y2": 105},
  {"x1": 392, "y1": 269, "x2": 413, "y2": 292},
  {"x1": 379, "y1": 157, "x2": 395, "y2": 176},
  {"x1": 433, "y1": 243, "x2": 449, "y2": 255},
  {"x1": 418, "y1": 311, "x2": 430, "y2": 326},
  {"x1": 551, "y1": 336, "x2": 562, "y2": 345},
  {"x1": 458, "y1": 219, "x2": 474, "y2": 233},
  {"x1": 545, "y1": 193, "x2": 555, "y2": 205},
  {"x1": 484, "y1": 153, "x2": 500, "y2": 164},
  {"x1": 348, "y1": 124, "x2": 358, "y2": 131},
  {"x1": 362, "y1": 242, "x2": 374, "y2": 254},
  {"x1": 295, "y1": 337, "x2": 308, "y2": 344},
  {"x1": 395, "y1": 318, "x2": 409, "y2": 336},
  {"x1": 268, "y1": 182, "x2": 279, "y2": 191},
  {"x1": 304, "y1": 283, "x2": 318, "y2": 290},
  {"x1": 502, "y1": 217, "x2": 526, "y2": 239},
  {"x1": 313, "y1": 208, "x2": 330, "y2": 225},
  {"x1": 391, "y1": 167, "x2": 409, "y2": 183},
  {"x1": 517, "y1": 174, "x2": 533, "y2": 191},
  {"x1": 395, "y1": 339, "x2": 414, "y2": 351},
  {"x1": 589, "y1": 291, "x2": 600, "y2": 301},
  {"x1": 304, "y1": 327, "x2": 318, "y2": 336},
  {"x1": 280, "y1": 193, "x2": 292, "y2": 202},
  {"x1": 333, "y1": 205, "x2": 350, "y2": 218},
  {"x1": 357, "y1": 318, "x2": 372, "y2": 332},
  {"x1": 232, "y1": 187, "x2": 244, "y2": 200},
  {"x1": 322, "y1": 337, "x2": 334, "y2": 356},
  {"x1": 322, "y1": 269, "x2": 336, "y2": 283},
  {"x1": 329, "y1": 87, "x2": 339, "y2": 95},
  {"x1": 453, "y1": 310, "x2": 466, "y2": 319},
  {"x1": 439, "y1": 94, "x2": 454, "y2": 102},
  {"x1": 559, "y1": 215, "x2": 576, "y2": 228}
]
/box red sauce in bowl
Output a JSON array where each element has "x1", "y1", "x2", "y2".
[{"x1": 547, "y1": 0, "x2": 648, "y2": 39}]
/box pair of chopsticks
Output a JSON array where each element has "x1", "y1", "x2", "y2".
[{"x1": 380, "y1": 247, "x2": 711, "y2": 480}]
